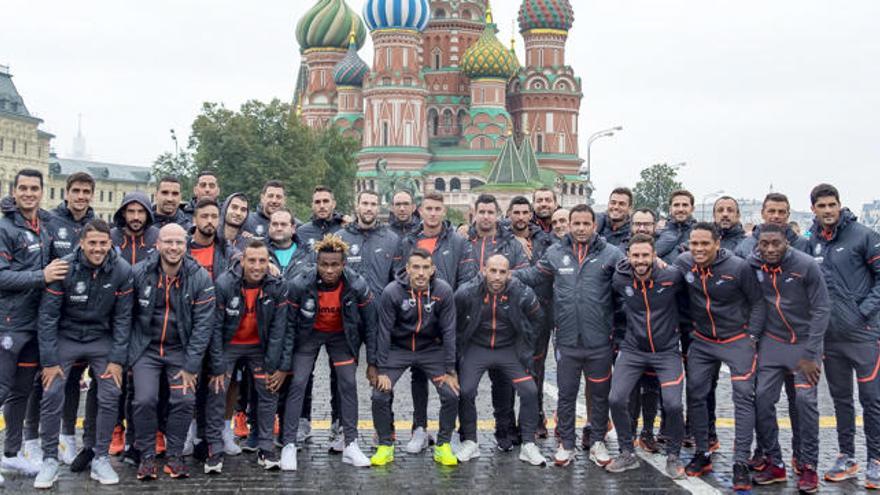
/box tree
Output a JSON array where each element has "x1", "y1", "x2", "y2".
[
  {"x1": 633, "y1": 163, "x2": 684, "y2": 218},
  {"x1": 151, "y1": 150, "x2": 196, "y2": 194}
]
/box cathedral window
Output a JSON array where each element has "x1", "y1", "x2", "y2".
[
  {"x1": 432, "y1": 48, "x2": 442, "y2": 70},
  {"x1": 434, "y1": 8, "x2": 446, "y2": 19},
  {"x1": 536, "y1": 134, "x2": 544, "y2": 153},
  {"x1": 450, "y1": 178, "x2": 462, "y2": 192},
  {"x1": 382, "y1": 122, "x2": 390, "y2": 146},
  {"x1": 434, "y1": 178, "x2": 446, "y2": 192},
  {"x1": 559, "y1": 133, "x2": 566, "y2": 154}
]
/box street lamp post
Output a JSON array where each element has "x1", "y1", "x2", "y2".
[
  {"x1": 170, "y1": 129, "x2": 179, "y2": 156},
  {"x1": 702, "y1": 190, "x2": 725, "y2": 221},
  {"x1": 579, "y1": 126, "x2": 623, "y2": 204}
]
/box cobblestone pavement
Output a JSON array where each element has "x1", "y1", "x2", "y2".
[{"x1": 0, "y1": 344, "x2": 872, "y2": 493}]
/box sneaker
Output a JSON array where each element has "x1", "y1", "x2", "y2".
[
  {"x1": 33, "y1": 457, "x2": 59, "y2": 489},
  {"x1": 343, "y1": 441, "x2": 371, "y2": 468},
  {"x1": 233, "y1": 411, "x2": 249, "y2": 438},
  {"x1": 222, "y1": 423, "x2": 242, "y2": 456},
  {"x1": 606, "y1": 451, "x2": 640, "y2": 473},
  {"x1": 589, "y1": 441, "x2": 611, "y2": 467},
  {"x1": 519, "y1": 442, "x2": 547, "y2": 466},
  {"x1": 182, "y1": 420, "x2": 197, "y2": 457},
  {"x1": 707, "y1": 433, "x2": 721, "y2": 453},
  {"x1": 825, "y1": 454, "x2": 859, "y2": 482},
  {"x1": 241, "y1": 433, "x2": 259, "y2": 453},
  {"x1": 280, "y1": 443, "x2": 297, "y2": 471},
  {"x1": 456, "y1": 440, "x2": 480, "y2": 462},
  {"x1": 192, "y1": 440, "x2": 209, "y2": 462},
  {"x1": 866, "y1": 459, "x2": 880, "y2": 489},
  {"x1": 22, "y1": 438, "x2": 43, "y2": 468},
  {"x1": 156, "y1": 431, "x2": 167, "y2": 457},
  {"x1": 58, "y1": 434, "x2": 77, "y2": 465},
  {"x1": 536, "y1": 413, "x2": 548, "y2": 440},
  {"x1": 123, "y1": 447, "x2": 141, "y2": 466},
  {"x1": 0, "y1": 471, "x2": 4, "y2": 485},
  {"x1": 90, "y1": 455, "x2": 119, "y2": 485},
  {"x1": 109, "y1": 425, "x2": 125, "y2": 455},
  {"x1": 666, "y1": 454, "x2": 686, "y2": 480},
  {"x1": 163, "y1": 455, "x2": 189, "y2": 478},
  {"x1": 329, "y1": 435, "x2": 345, "y2": 454},
  {"x1": 406, "y1": 427, "x2": 431, "y2": 454},
  {"x1": 554, "y1": 446, "x2": 574, "y2": 467},
  {"x1": 433, "y1": 443, "x2": 458, "y2": 466},
  {"x1": 496, "y1": 435, "x2": 514, "y2": 452},
  {"x1": 1, "y1": 452, "x2": 41, "y2": 476},
  {"x1": 685, "y1": 451, "x2": 713, "y2": 477},
  {"x1": 747, "y1": 452, "x2": 766, "y2": 472},
  {"x1": 297, "y1": 417, "x2": 312, "y2": 444},
  {"x1": 580, "y1": 425, "x2": 591, "y2": 450},
  {"x1": 638, "y1": 430, "x2": 659, "y2": 453},
  {"x1": 733, "y1": 462, "x2": 753, "y2": 491},
  {"x1": 371, "y1": 445, "x2": 395, "y2": 467},
  {"x1": 797, "y1": 464, "x2": 819, "y2": 493},
  {"x1": 258, "y1": 449, "x2": 281, "y2": 470},
  {"x1": 792, "y1": 455, "x2": 802, "y2": 475},
  {"x1": 136, "y1": 456, "x2": 158, "y2": 481},
  {"x1": 70, "y1": 447, "x2": 95, "y2": 473},
  {"x1": 753, "y1": 461, "x2": 786, "y2": 485},
  {"x1": 204, "y1": 453, "x2": 223, "y2": 474}
]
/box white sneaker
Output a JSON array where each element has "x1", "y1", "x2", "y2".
[
  {"x1": 297, "y1": 418, "x2": 312, "y2": 444},
  {"x1": 33, "y1": 457, "x2": 59, "y2": 489},
  {"x1": 89, "y1": 455, "x2": 119, "y2": 485},
  {"x1": 22, "y1": 439, "x2": 43, "y2": 468},
  {"x1": 0, "y1": 470, "x2": 4, "y2": 485},
  {"x1": 342, "y1": 441, "x2": 371, "y2": 468},
  {"x1": 182, "y1": 420, "x2": 197, "y2": 456},
  {"x1": 554, "y1": 445, "x2": 575, "y2": 467},
  {"x1": 589, "y1": 441, "x2": 611, "y2": 467},
  {"x1": 280, "y1": 443, "x2": 297, "y2": 471},
  {"x1": 405, "y1": 427, "x2": 431, "y2": 454},
  {"x1": 456, "y1": 440, "x2": 480, "y2": 462},
  {"x1": 1, "y1": 451, "x2": 41, "y2": 476},
  {"x1": 222, "y1": 423, "x2": 242, "y2": 456},
  {"x1": 519, "y1": 442, "x2": 548, "y2": 466},
  {"x1": 58, "y1": 435, "x2": 77, "y2": 465},
  {"x1": 329, "y1": 435, "x2": 345, "y2": 453},
  {"x1": 606, "y1": 425, "x2": 618, "y2": 443}
]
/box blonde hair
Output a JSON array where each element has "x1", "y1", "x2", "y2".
[{"x1": 313, "y1": 234, "x2": 349, "y2": 255}]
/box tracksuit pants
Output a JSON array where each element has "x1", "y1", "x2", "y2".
[
  {"x1": 555, "y1": 344, "x2": 613, "y2": 449},
  {"x1": 629, "y1": 373, "x2": 660, "y2": 435},
  {"x1": 533, "y1": 322, "x2": 553, "y2": 417},
  {"x1": 459, "y1": 345, "x2": 538, "y2": 443},
  {"x1": 610, "y1": 347, "x2": 684, "y2": 457},
  {"x1": 824, "y1": 339, "x2": 880, "y2": 462},
  {"x1": 686, "y1": 334, "x2": 757, "y2": 462},
  {"x1": 283, "y1": 332, "x2": 358, "y2": 445},
  {"x1": 372, "y1": 347, "x2": 459, "y2": 446},
  {"x1": 131, "y1": 346, "x2": 196, "y2": 458},
  {"x1": 0, "y1": 331, "x2": 40, "y2": 456},
  {"x1": 208, "y1": 345, "x2": 278, "y2": 454},
  {"x1": 39, "y1": 337, "x2": 121, "y2": 459},
  {"x1": 754, "y1": 336, "x2": 820, "y2": 467}
]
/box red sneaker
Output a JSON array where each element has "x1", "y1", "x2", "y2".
[
  {"x1": 109, "y1": 425, "x2": 125, "y2": 456},
  {"x1": 753, "y1": 462, "x2": 786, "y2": 485},
  {"x1": 797, "y1": 465, "x2": 819, "y2": 493},
  {"x1": 156, "y1": 431, "x2": 166, "y2": 456}
]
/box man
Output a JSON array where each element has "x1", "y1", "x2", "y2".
[
  {"x1": 205, "y1": 239, "x2": 287, "y2": 474},
  {"x1": 48, "y1": 172, "x2": 96, "y2": 258},
  {"x1": 735, "y1": 192, "x2": 810, "y2": 258},
  {"x1": 516, "y1": 205, "x2": 625, "y2": 468},
  {"x1": 128, "y1": 224, "x2": 214, "y2": 480},
  {"x1": 268, "y1": 208, "x2": 308, "y2": 279},
  {"x1": 152, "y1": 177, "x2": 190, "y2": 229},
  {"x1": 33, "y1": 220, "x2": 131, "y2": 488},
  {"x1": 111, "y1": 191, "x2": 160, "y2": 266},
  {"x1": 182, "y1": 170, "x2": 221, "y2": 222},
  {"x1": 550, "y1": 208, "x2": 570, "y2": 240},
  {"x1": 188, "y1": 198, "x2": 232, "y2": 281},
  {"x1": 674, "y1": 223, "x2": 764, "y2": 490},
  {"x1": 713, "y1": 196, "x2": 746, "y2": 251},
  {"x1": 606, "y1": 234, "x2": 687, "y2": 479},
  {"x1": 596, "y1": 187, "x2": 633, "y2": 247},
  {"x1": 807, "y1": 184, "x2": 880, "y2": 487},
  {"x1": 532, "y1": 187, "x2": 557, "y2": 233},
  {"x1": 749, "y1": 223, "x2": 829, "y2": 493},
  {"x1": 656, "y1": 190, "x2": 697, "y2": 264},
  {"x1": 454, "y1": 254, "x2": 546, "y2": 466},
  {"x1": 298, "y1": 186, "x2": 346, "y2": 251},
  {"x1": 370, "y1": 249, "x2": 459, "y2": 467},
  {"x1": 340, "y1": 190, "x2": 401, "y2": 301},
  {"x1": 243, "y1": 181, "x2": 286, "y2": 238},
  {"x1": 388, "y1": 189, "x2": 420, "y2": 238},
  {"x1": 280, "y1": 235, "x2": 374, "y2": 470},
  {"x1": 0, "y1": 170, "x2": 63, "y2": 482},
  {"x1": 219, "y1": 192, "x2": 250, "y2": 252}
]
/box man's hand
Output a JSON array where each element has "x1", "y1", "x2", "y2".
[
  {"x1": 43, "y1": 259, "x2": 69, "y2": 284},
  {"x1": 267, "y1": 263, "x2": 281, "y2": 277},
  {"x1": 457, "y1": 224, "x2": 469, "y2": 238},
  {"x1": 101, "y1": 363, "x2": 123, "y2": 389},
  {"x1": 441, "y1": 373, "x2": 460, "y2": 396},
  {"x1": 366, "y1": 364, "x2": 378, "y2": 387},
  {"x1": 209, "y1": 374, "x2": 226, "y2": 394},
  {"x1": 797, "y1": 359, "x2": 822, "y2": 386},
  {"x1": 375, "y1": 374, "x2": 392, "y2": 392},
  {"x1": 42, "y1": 365, "x2": 64, "y2": 389},
  {"x1": 174, "y1": 370, "x2": 199, "y2": 395},
  {"x1": 654, "y1": 256, "x2": 668, "y2": 269},
  {"x1": 515, "y1": 236, "x2": 532, "y2": 260},
  {"x1": 267, "y1": 370, "x2": 287, "y2": 393}
]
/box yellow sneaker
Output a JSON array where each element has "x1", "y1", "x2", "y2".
[
  {"x1": 433, "y1": 443, "x2": 458, "y2": 466},
  {"x1": 371, "y1": 445, "x2": 395, "y2": 466}
]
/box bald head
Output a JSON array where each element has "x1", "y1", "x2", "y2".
[
  {"x1": 484, "y1": 254, "x2": 511, "y2": 294},
  {"x1": 157, "y1": 223, "x2": 187, "y2": 268},
  {"x1": 159, "y1": 223, "x2": 186, "y2": 240},
  {"x1": 551, "y1": 208, "x2": 570, "y2": 238}
]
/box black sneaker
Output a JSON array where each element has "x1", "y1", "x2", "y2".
[
  {"x1": 638, "y1": 430, "x2": 659, "y2": 454},
  {"x1": 536, "y1": 413, "x2": 548, "y2": 440},
  {"x1": 163, "y1": 455, "x2": 190, "y2": 478},
  {"x1": 136, "y1": 456, "x2": 158, "y2": 481},
  {"x1": 580, "y1": 425, "x2": 592, "y2": 450},
  {"x1": 192, "y1": 441, "x2": 209, "y2": 462},
  {"x1": 509, "y1": 426, "x2": 522, "y2": 447},
  {"x1": 70, "y1": 447, "x2": 95, "y2": 473},
  {"x1": 258, "y1": 449, "x2": 281, "y2": 470},
  {"x1": 732, "y1": 462, "x2": 752, "y2": 491},
  {"x1": 685, "y1": 452, "x2": 713, "y2": 477},
  {"x1": 204, "y1": 453, "x2": 223, "y2": 475},
  {"x1": 123, "y1": 447, "x2": 142, "y2": 466},
  {"x1": 496, "y1": 435, "x2": 513, "y2": 452}
]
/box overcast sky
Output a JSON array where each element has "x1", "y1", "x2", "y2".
[{"x1": 3, "y1": 0, "x2": 878, "y2": 211}]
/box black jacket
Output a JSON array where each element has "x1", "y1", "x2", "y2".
[
  {"x1": 718, "y1": 223, "x2": 747, "y2": 252},
  {"x1": 516, "y1": 234, "x2": 625, "y2": 349},
  {"x1": 187, "y1": 227, "x2": 234, "y2": 281},
  {"x1": 0, "y1": 196, "x2": 53, "y2": 333},
  {"x1": 808, "y1": 209, "x2": 880, "y2": 342},
  {"x1": 111, "y1": 191, "x2": 160, "y2": 266},
  {"x1": 153, "y1": 206, "x2": 191, "y2": 230},
  {"x1": 735, "y1": 224, "x2": 809, "y2": 259},
  {"x1": 298, "y1": 212, "x2": 346, "y2": 252},
  {"x1": 287, "y1": 267, "x2": 376, "y2": 366},
  {"x1": 674, "y1": 249, "x2": 765, "y2": 341},
  {"x1": 454, "y1": 276, "x2": 543, "y2": 369},
  {"x1": 47, "y1": 201, "x2": 95, "y2": 258},
  {"x1": 242, "y1": 208, "x2": 271, "y2": 238},
  {"x1": 613, "y1": 260, "x2": 686, "y2": 353},
  {"x1": 38, "y1": 248, "x2": 133, "y2": 367},
  {"x1": 389, "y1": 216, "x2": 420, "y2": 239},
  {"x1": 596, "y1": 212, "x2": 632, "y2": 248},
  {"x1": 656, "y1": 217, "x2": 696, "y2": 264},
  {"x1": 129, "y1": 253, "x2": 216, "y2": 373},
  {"x1": 210, "y1": 261, "x2": 288, "y2": 374},
  {"x1": 400, "y1": 221, "x2": 477, "y2": 290},
  {"x1": 376, "y1": 272, "x2": 456, "y2": 372},
  {"x1": 339, "y1": 223, "x2": 402, "y2": 297},
  {"x1": 748, "y1": 248, "x2": 830, "y2": 360},
  {"x1": 269, "y1": 237, "x2": 312, "y2": 280},
  {"x1": 467, "y1": 224, "x2": 530, "y2": 271}
]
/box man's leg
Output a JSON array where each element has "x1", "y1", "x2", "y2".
[
  {"x1": 2, "y1": 335, "x2": 40, "y2": 456},
  {"x1": 163, "y1": 350, "x2": 198, "y2": 458},
  {"x1": 641, "y1": 373, "x2": 660, "y2": 435},
  {"x1": 792, "y1": 368, "x2": 820, "y2": 469},
  {"x1": 61, "y1": 363, "x2": 86, "y2": 437},
  {"x1": 686, "y1": 339, "x2": 719, "y2": 454},
  {"x1": 823, "y1": 341, "x2": 856, "y2": 459},
  {"x1": 246, "y1": 352, "x2": 278, "y2": 454},
  {"x1": 654, "y1": 351, "x2": 685, "y2": 458},
  {"x1": 532, "y1": 323, "x2": 552, "y2": 421},
  {"x1": 585, "y1": 346, "x2": 613, "y2": 446},
  {"x1": 754, "y1": 339, "x2": 787, "y2": 466},
  {"x1": 608, "y1": 349, "x2": 649, "y2": 455},
  {"x1": 418, "y1": 352, "x2": 459, "y2": 446},
  {"x1": 371, "y1": 362, "x2": 407, "y2": 446},
  {"x1": 783, "y1": 373, "x2": 800, "y2": 458},
  {"x1": 131, "y1": 351, "x2": 163, "y2": 458},
  {"x1": 206, "y1": 348, "x2": 241, "y2": 455},
  {"x1": 854, "y1": 341, "x2": 880, "y2": 463},
  {"x1": 88, "y1": 352, "x2": 121, "y2": 459},
  {"x1": 489, "y1": 369, "x2": 516, "y2": 443},
  {"x1": 495, "y1": 348, "x2": 539, "y2": 443},
  {"x1": 326, "y1": 335, "x2": 358, "y2": 445},
  {"x1": 280, "y1": 339, "x2": 322, "y2": 446},
  {"x1": 23, "y1": 375, "x2": 41, "y2": 443},
  {"x1": 724, "y1": 338, "x2": 758, "y2": 465},
  {"x1": 410, "y1": 367, "x2": 429, "y2": 431},
  {"x1": 82, "y1": 369, "x2": 99, "y2": 451},
  {"x1": 39, "y1": 359, "x2": 76, "y2": 461},
  {"x1": 458, "y1": 346, "x2": 491, "y2": 444},
  {"x1": 555, "y1": 345, "x2": 586, "y2": 451}
]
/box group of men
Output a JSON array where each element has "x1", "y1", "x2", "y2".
[{"x1": 0, "y1": 167, "x2": 878, "y2": 494}]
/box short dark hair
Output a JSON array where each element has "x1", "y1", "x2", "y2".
[
  {"x1": 392, "y1": 190, "x2": 414, "y2": 203},
  {"x1": 422, "y1": 192, "x2": 444, "y2": 204},
  {"x1": 668, "y1": 189, "x2": 694, "y2": 207},
  {"x1": 474, "y1": 194, "x2": 499, "y2": 212},
  {"x1": 713, "y1": 195, "x2": 739, "y2": 214},
  {"x1": 532, "y1": 187, "x2": 557, "y2": 202},
  {"x1": 66, "y1": 172, "x2": 95, "y2": 192},
  {"x1": 507, "y1": 196, "x2": 533, "y2": 213},
  {"x1": 569, "y1": 204, "x2": 595, "y2": 222},
  {"x1": 357, "y1": 190, "x2": 380, "y2": 203},
  {"x1": 692, "y1": 221, "x2": 720, "y2": 241},
  {"x1": 633, "y1": 208, "x2": 657, "y2": 222},
  {"x1": 628, "y1": 233, "x2": 655, "y2": 249},
  {"x1": 762, "y1": 192, "x2": 790, "y2": 210},
  {"x1": 609, "y1": 187, "x2": 633, "y2": 206},
  {"x1": 196, "y1": 170, "x2": 218, "y2": 181},
  {"x1": 758, "y1": 223, "x2": 787, "y2": 237},
  {"x1": 408, "y1": 248, "x2": 433, "y2": 263},
  {"x1": 810, "y1": 183, "x2": 840, "y2": 206},
  {"x1": 313, "y1": 185, "x2": 334, "y2": 198},
  {"x1": 157, "y1": 176, "x2": 181, "y2": 189},
  {"x1": 261, "y1": 180, "x2": 285, "y2": 194},
  {"x1": 14, "y1": 169, "x2": 43, "y2": 189},
  {"x1": 82, "y1": 219, "x2": 112, "y2": 237},
  {"x1": 194, "y1": 197, "x2": 220, "y2": 213},
  {"x1": 243, "y1": 238, "x2": 269, "y2": 253}
]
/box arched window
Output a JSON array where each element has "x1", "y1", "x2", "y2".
[
  {"x1": 434, "y1": 8, "x2": 446, "y2": 19},
  {"x1": 382, "y1": 122, "x2": 390, "y2": 146},
  {"x1": 434, "y1": 178, "x2": 446, "y2": 192},
  {"x1": 442, "y1": 109, "x2": 453, "y2": 133},
  {"x1": 457, "y1": 109, "x2": 467, "y2": 133},
  {"x1": 536, "y1": 134, "x2": 544, "y2": 153},
  {"x1": 428, "y1": 109, "x2": 439, "y2": 136},
  {"x1": 562, "y1": 183, "x2": 568, "y2": 195},
  {"x1": 578, "y1": 185, "x2": 585, "y2": 196},
  {"x1": 450, "y1": 178, "x2": 462, "y2": 192},
  {"x1": 462, "y1": 9, "x2": 472, "y2": 20},
  {"x1": 432, "y1": 48, "x2": 442, "y2": 69}
]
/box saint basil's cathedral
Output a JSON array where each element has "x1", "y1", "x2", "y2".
[{"x1": 294, "y1": 0, "x2": 588, "y2": 210}]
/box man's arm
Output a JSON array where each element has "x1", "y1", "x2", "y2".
[
  {"x1": 184, "y1": 272, "x2": 216, "y2": 374},
  {"x1": 804, "y1": 260, "x2": 831, "y2": 361},
  {"x1": 109, "y1": 267, "x2": 134, "y2": 366},
  {"x1": 356, "y1": 283, "x2": 378, "y2": 366},
  {"x1": 265, "y1": 284, "x2": 289, "y2": 373},
  {"x1": 438, "y1": 285, "x2": 458, "y2": 373},
  {"x1": 514, "y1": 252, "x2": 554, "y2": 287},
  {"x1": 0, "y1": 229, "x2": 44, "y2": 290},
  {"x1": 37, "y1": 281, "x2": 65, "y2": 368},
  {"x1": 376, "y1": 287, "x2": 397, "y2": 368},
  {"x1": 741, "y1": 261, "x2": 767, "y2": 339},
  {"x1": 858, "y1": 229, "x2": 880, "y2": 320}
]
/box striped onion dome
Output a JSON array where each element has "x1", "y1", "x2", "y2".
[
  {"x1": 333, "y1": 33, "x2": 369, "y2": 87},
  {"x1": 296, "y1": 0, "x2": 367, "y2": 51},
  {"x1": 363, "y1": 0, "x2": 431, "y2": 32}
]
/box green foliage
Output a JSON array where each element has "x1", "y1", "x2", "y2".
[
  {"x1": 151, "y1": 150, "x2": 196, "y2": 194},
  {"x1": 633, "y1": 163, "x2": 684, "y2": 218}
]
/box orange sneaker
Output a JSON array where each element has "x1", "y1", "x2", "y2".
[
  {"x1": 156, "y1": 431, "x2": 167, "y2": 456},
  {"x1": 109, "y1": 425, "x2": 125, "y2": 455},
  {"x1": 234, "y1": 411, "x2": 250, "y2": 438}
]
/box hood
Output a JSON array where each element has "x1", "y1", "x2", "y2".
[
  {"x1": 53, "y1": 201, "x2": 95, "y2": 224},
  {"x1": 747, "y1": 244, "x2": 796, "y2": 270},
  {"x1": 389, "y1": 214, "x2": 419, "y2": 232},
  {"x1": 413, "y1": 219, "x2": 456, "y2": 241},
  {"x1": 392, "y1": 264, "x2": 438, "y2": 290},
  {"x1": 615, "y1": 257, "x2": 662, "y2": 280},
  {"x1": 809, "y1": 207, "x2": 857, "y2": 241},
  {"x1": 186, "y1": 224, "x2": 224, "y2": 250},
  {"x1": 719, "y1": 222, "x2": 745, "y2": 240},
  {"x1": 561, "y1": 232, "x2": 607, "y2": 254},
  {"x1": 113, "y1": 191, "x2": 155, "y2": 229},
  {"x1": 531, "y1": 214, "x2": 552, "y2": 233},
  {"x1": 1, "y1": 195, "x2": 51, "y2": 223},
  {"x1": 141, "y1": 250, "x2": 206, "y2": 278},
  {"x1": 309, "y1": 211, "x2": 346, "y2": 228},
  {"x1": 668, "y1": 216, "x2": 697, "y2": 230},
  {"x1": 750, "y1": 222, "x2": 801, "y2": 245},
  {"x1": 225, "y1": 256, "x2": 284, "y2": 287},
  {"x1": 467, "y1": 221, "x2": 516, "y2": 243},
  {"x1": 218, "y1": 192, "x2": 249, "y2": 242}
]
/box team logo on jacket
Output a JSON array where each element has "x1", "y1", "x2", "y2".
[
  {"x1": 75, "y1": 281, "x2": 86, "y2": 294},
  {"x1": 562, "y1": 255, "x2": 571, "y2": 266},
  {"x1": 57, "y1": 227, "x2": 68, "y2": 240},
  {"x1": 814, "y1": 244, "x2": 822, "y2": 256},
  {"x1": 1, "y1": 335, "x2": 12, "y2": 351},
  {"x1": 401, "y1": 299, "x2": 411, "y2": 311},
  {"x1": 229, "y1": 296, "x2": 240, "y2": 309},
  {"x1": 255, "y1": 225, "x2": 265, "y2": 236},
  {"x1": 71, "y1": 281, "x2": 88, "y2": 303},
  {"x1": 685, "y1": 271, "x2": 695, "y2": 284},
  {"x1": 25, "y1": 231, "x2": 35, "y2": 243},
  {"x1": 351, "y1": 244, "x2": 360, "y2": 255},
  {"x1": 625, "y1": 286, "x2": 634, "y2": 297},
  {"x1": 304, "y1": 299, "x2": 315, "y2": 311},
  {"x1": 756, "y1": 270, "x2": 764, "y2": 283}
]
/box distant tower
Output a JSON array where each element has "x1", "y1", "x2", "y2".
[
  {"x1": 359, "y1": 0, "x2": 432, "y2": 173},
  {"x1": 332, "y1": 30, "x2": 369, "y2": 140},
  {"x1": 71, "y1": 113, "x2": 89, "y2": 159},
  {"x1": 295, "y1": 0, "x2": 366, "y2": 128}
]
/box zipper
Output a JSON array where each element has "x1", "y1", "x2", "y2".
[
  {"x1": 768, "y1": 268, "x2": 797, "y2": 343},
  {"x1": 698, "y1": 268, "x2": 718, "y2": 338},
  {"x1": 412, "y1": 290, "x2": 422, "y2": 352},
  {"x1": 159, "y1": 275, "x2": 172, "y2": 357},
  {"x1": 490, "y1": 293, "x2": 497, "y2": 349},
  {"x1": 639, "y1": 280, "x2": 656, "y2": 353}
]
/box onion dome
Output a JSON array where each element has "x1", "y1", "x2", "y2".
[
  {"x1": 363, "y1": 0, "x2": 430, "y2": 32},
  {"x1": 296, "y1": 0, "x2": 367, "y2": 51},
  {"x1": 518, "y1": 0, "x2": 574, "y2": 33},
  {"x1": 461, "y1": 8, "x2": 518, "y2": 80},
  {"x1": 333, "y1": 33, "x2": 369, "y2": 87}
]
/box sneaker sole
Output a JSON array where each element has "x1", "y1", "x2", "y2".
[
  {"x1": 754, "y1": 476, "x2": 787, "y2": 485},
  {"x1": 686, "y1": 464, "x2": 713, "y2": 477},
  {"x1": 263, "y1": 461, "x2": 281, "y2": 471},
  {"x1": 90, "y1": 472, "x2": 119, "y2": 485},
  {"x1": 405, "y1": 443, "x2": 429, "y2": 454},
  {"x1": 520, "y1": 456, "x2": 547, "y2": 467},
  {"x1": 33, "y1": 476, "x2": 58, "y2": 489},
  {"x1": 589, "y1": 454, "x2": 611, "y2": 467},
  {"x1": 554, "y1": 458, "x2": 573, "y2": 467},
  {"x1": 606, "y1": 462, "x2": 640, "y2": 473},
  {"x1": 732, "y1": 482, "x2": 752, "y2": 491},
  {"x1": 204, "y1": 464, "x2": 223, "y2": 475},
  {"x1": 866, "y1": 480, "x2": 880, "y2": 490},
  {"x1": 825, "y1": 467, "x2": 860, "y2": 482},
  {"x1": 637, "y1": 440, "x2": 659, "y2": 454},
  {"x1": 798, "y1": 485, "x2": 819, "y2": 494},
  {"x1": 163, "y1": 466, "x2": 189, "y2": 478}
]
